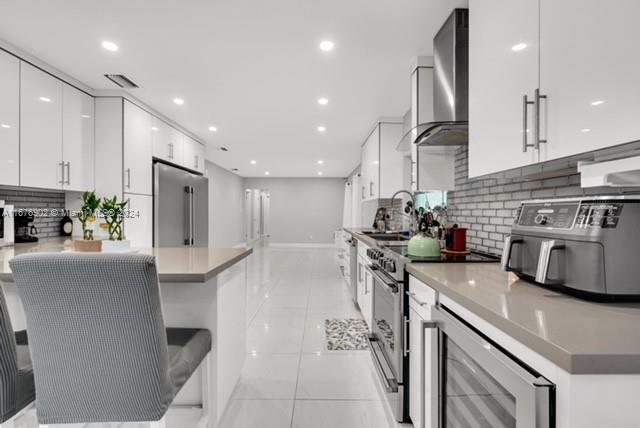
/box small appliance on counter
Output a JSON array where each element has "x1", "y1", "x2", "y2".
[
  {"x1": 14, "y1": 211, "x2": 39, "y2": 243},
  {"x1": 444, "y1": 224, "x2": 467, "y2": 253},
  {"x1": 502, "y1": 196, "x2": 640, "y2": 301},
  {"x1": 0, "y1": 201, "x2": 15, "y2": 247}
]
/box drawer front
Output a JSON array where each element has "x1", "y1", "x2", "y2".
[{"x1": 408, "y1": 275, "x2": 437, "y2": 307}]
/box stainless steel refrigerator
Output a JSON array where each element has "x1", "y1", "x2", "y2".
[{"x1": 153, "y1": 162, "x2": 208, "y2": 247}]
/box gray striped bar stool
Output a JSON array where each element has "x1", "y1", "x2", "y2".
[
  {"x1": 9, "y1": 253, "x2": 212, "y2": 427},
  {"x1": 0, "y1": 286, "x2": 35, "y2": 428}
]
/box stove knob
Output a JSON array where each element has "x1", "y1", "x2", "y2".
[{"x1": 387, "y1": 260, "x2": 396, "y2": 273}]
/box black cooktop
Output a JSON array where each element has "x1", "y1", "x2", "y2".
[{"x1": 388, "y1": 246, "x2": 500, "y2": 263}]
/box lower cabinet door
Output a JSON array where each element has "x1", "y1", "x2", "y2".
[
  {"x1": 124, "y1": 193, "x2": 153, "y2": 248},
  {"x1": 409, "y1": 306, "x2": 425, "y2": 428},
  {"x1": 409, "y1": 304, "x2": 437, "y2": 428}
]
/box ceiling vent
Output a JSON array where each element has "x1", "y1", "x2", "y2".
[{"x1": 104, "y1": 74, "x2": 139, "y2": 89}]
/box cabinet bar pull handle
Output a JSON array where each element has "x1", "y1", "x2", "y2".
[
  {"x1": 65, "y1": 162, "x2": 70, "y2": 185},
  {"x1": 534, "y1": 88, "x2": 547, "y2": 150},
  {"x1": 369, "y1": 182, "x2": 374, "y2": 197},
  {"x1": 125, "y1": 168, "x2": 131, "y2": 189},
  {"x1": 195, "y1": 155, "x2": 199, "y2": 169},
  {"x1": 522, "y1": 95, "x2": 535, "y2": 152},
  {"x1": 58, "y1": 162, "x2": 65, "y2": 184},
  {"x1": 403, "y1": 316, "x2": 410, "y2": 357}
]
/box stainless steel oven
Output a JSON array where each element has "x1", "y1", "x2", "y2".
[
  {"x1": 366, "y1": 263, "x2": 407, "y2": 422},
  {"x1": 433, "y1": 306, "x2": 555, "y2": 428}
]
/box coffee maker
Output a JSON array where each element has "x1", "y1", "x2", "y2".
[{"x1": 14, "y1": 210, "x2": 39, "y2": 243}]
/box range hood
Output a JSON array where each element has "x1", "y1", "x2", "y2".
[{"x1": 398, "y1": 9, "x2": 469, "y2": 150}]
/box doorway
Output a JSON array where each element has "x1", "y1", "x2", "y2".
[{"x1": 245, "y1": 189, "x2": 270, "y2": 243}]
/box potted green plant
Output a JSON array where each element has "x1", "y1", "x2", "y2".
[
  {"x1": 100, "y1": 195, "x2": 131, "y2": 253},
  {"x1": 74, "y1": 191, "x2": 102, "y2": 252}
]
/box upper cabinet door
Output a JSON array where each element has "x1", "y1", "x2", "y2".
[
  {"x1": 539, "y1": 0, "x2": 640, "y2": 162},
  {"x1": 0, "y1": 51, "x2": 19, "y2": 186},
  {"x1": 123, "y1": 100, "x2": 153, "y2": 195},
  {"x1": 20, "y1": 62, "x2": 63, "y2": 189},
  {"x1": 183, "y1": 136, "x2": 205, "y2": 173},
  {"x1": 468, "y1": 0, "x2": 539, "y2": 178},
  {"x1": 62, "y1": 85, "x2": 94, "y2": 192},
  {"x1": 152, "y1": 118, "x2": 184, "y2": 165},
  {"x1": 361, "y1": 125, "x2": 379, "y2": 200}
]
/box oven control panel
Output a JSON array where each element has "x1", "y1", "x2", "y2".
[{"x1": 516, "y1": 199, "x2": 626, "y2": 230}]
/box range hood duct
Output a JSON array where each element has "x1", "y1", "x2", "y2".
[{"x1": 399, "y1": 8, "x2": 469, "y2": 150}]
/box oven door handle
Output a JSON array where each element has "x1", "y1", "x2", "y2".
[{"x1": 365, "y1": 264, "x2": 398, "y2": 293}]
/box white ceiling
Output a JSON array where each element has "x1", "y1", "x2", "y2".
[{"x1": 0, "y1": 0, "x2": 467, "y2": 177}]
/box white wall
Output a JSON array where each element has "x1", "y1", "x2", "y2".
[
  {"x1": 206, "y1": 161, "x2": 245, "y2": 247},
  {"x1": 243, "y1": 177, "x2": 344, "y2": 244}
]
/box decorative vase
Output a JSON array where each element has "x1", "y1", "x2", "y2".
[
  {"x1": 407, "y1": 233, "x2": 441, "y2": 257},
  {"x1": 73, "y1": 239, "x2": 102, "y2": 253},
  {"x1": 101, "y1": 239, "x2": 132, "y2": 253}
]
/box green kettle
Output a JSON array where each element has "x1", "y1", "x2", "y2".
[{"x1": 407, "y1": 233, "x2": 441, "y2": 257}]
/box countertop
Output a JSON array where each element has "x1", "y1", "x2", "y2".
[
  {"x1": 0, "y1": 238, "x2": 252, "y2": 283},
  {"x1": 406, "y1": 262, "x2": 640, "y2": 375}
]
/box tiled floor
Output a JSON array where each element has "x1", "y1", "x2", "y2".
[{"x1": 218, "y1": 243, "x2": 394, "y2": 428}]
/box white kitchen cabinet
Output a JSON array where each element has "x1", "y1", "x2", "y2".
[
  {"x1": 124, "y1": 192, "x2": 153, "y2": 248},
  {"x1": 62, "y1": 85, "x2": 94, "y2": 191},
  {"x1": 183, "y1": 135, "x2": 205, "y2": 174},
  {"x1": 358, "y1": 263, "x2": 373, "y2": 330},
  {"x1": 20, "y1": 62, "x2": 63, "y2": 189},
  {"x1": 468, "y1": 0, "x2": 539, "y2": 178},
  {"x1": 0, "y1": 50, "x2": 19, "y2": 186},
  {"x1": 379, "y1": 122, "x2": 404, "y2": 198},
  {"x1": 123, "y1": 100, "x2": 153, "y2": 195},
  {"x1": 361, "y1": 126, "x2": 379, "y2": 200},
  {"x1": 538, "y1": 0, "x2": 640, "y2": 162},
  {"x1": 152, "y1": 117, "x2": 184, "y2": 165},
  {"x1": 408, "y1": 276, "x2": 437, "y2": 428}
]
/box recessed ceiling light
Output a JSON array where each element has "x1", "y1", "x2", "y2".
[
  {"x1": 173, "y1": 98, "x2": 184, "y2": 105},
  {"x1": 209, "y1": 126, "x2": 217, "y2": 132},
  {"x1": 101, "y1": 40, "x2": 119, "y2": 52},
  {"x1": 81, "y1": 114, "x2": 91, "y2": 119},
  {"x1": 317, "y1": 160, "x2": 324, "y2": 165},
  {"x1": 319, "y1": 40, "x2": 335, "y2": 52},
  {"x1": 39, "y1": 96, "x2": 51, "y2": 102},
  {"x1": 317, "y1": 97, "x2": 329, "y2": 105},
  {"x1": 591, "y1": 100, "x2": 605, "y2": 106},
  {"x1": 250, "y1": 160, "x2": 257, "y2": 165},
  {"x1": 1, "y1": 124, "x2": 11, "y2": 129},
  {"x1": 580, "y1": 128, "x2": 591, "y2": 133},
  {"x1": 317, "y1": 171, "x2": 324, "y2": 176},
  {"x1": 317, "y1": 126, "x2": 326, "y2": 133},
  {"x1": 511, "y1": 43, "x2": 527, "y2": 52},
  {"x1": 264, "y1": 171, "x2": 270, "y2": 176},
  {"x1": 151, "y1": 126, "x2": 158, "y2": 131}
]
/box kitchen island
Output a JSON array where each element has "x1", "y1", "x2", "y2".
[{"x1": 0, "y1": 238, "x2": 252, "y2": 426}]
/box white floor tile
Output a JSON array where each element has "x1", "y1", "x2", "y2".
[
  {"x1": 247, "y1": 323, "x2": 305, "y2": 355},
  {"x1": 296, "y1": 353, "x2": 379, "y2": 400},
  {"x1": 251, "y1": 307, "x2": 307, "y2": 327},
  {"x1": 291, "y1": 400, "x2": 389, "y2": 428},
  {"x1": 233, "y1": 354, "x2": 300, "y2": 399},
  {"x1": 218, "y1": 399, "x2": 294, "y2": 428}
]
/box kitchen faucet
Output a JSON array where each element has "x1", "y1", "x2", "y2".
[{"x1": 390, "y1": 190, "x2": 417, "y2": 234}]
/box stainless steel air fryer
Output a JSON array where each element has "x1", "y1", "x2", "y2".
[{"x1": 501, "y1": 196, "x2": 640, "y2": 301}]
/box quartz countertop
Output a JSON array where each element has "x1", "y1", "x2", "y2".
[
  {"x1": 406, "y1": 262, "x2": 640, "y2": 375},
  {"x1": 343, "y1": 227, "x2": 407, "y2": 248},
  {"x1": 0, "y1": 238, "x2": 252, "y2": 283}
]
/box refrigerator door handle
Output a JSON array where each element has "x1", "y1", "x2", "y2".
[
  {"x1": 184, "y1": 186, "x2": 194, "y2": 246},
  {"x1": 190, "y1": 187, "x2": 195, "y2": 245}
]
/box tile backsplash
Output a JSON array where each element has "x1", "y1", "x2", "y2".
[
  {"x1": 447, "y1": 147, "x2": 640, "y2": 255},
  {"x1": 0, "y1": 187, "x2": 66, "y2": 238}
]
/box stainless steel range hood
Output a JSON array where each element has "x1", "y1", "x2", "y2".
[{"x1": 398, "y1": 9, "x2": 469, "y2": 150}]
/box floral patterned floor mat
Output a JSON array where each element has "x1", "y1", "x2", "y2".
[{"x1": 325, "y1": 318, "x2": 370, "y2": 351}]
